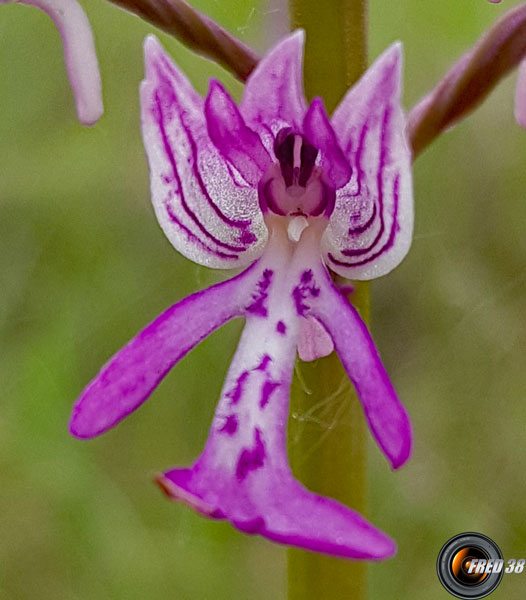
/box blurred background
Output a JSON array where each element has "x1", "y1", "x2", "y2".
[{"x1": 1, "y1": 0, "x2": 525, "y2": 598}]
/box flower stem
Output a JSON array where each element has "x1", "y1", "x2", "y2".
[
  {"x1": 287, "y1": 1, "x2": 369, "y2": 599},
  {"x1": 107, "y1": 0, "x2": 259, "y2": 80}
]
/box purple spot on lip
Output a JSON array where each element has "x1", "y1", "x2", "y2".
[
  {"x1": 276, "y1": 321, "x2": 286, "y2": 334},
  {"x1": 301, "y1": 270, "x2": 313, "y2": 283},
  {"x1": 220, "y1": 414, "x2": 238, "y2": 435},
  {"x1": 293, "y1": 271, "x2": 321, "y2": 315},
  {"x1": 226, "y1": 371, "x2": 249, "y2": 405},
  {"x1": 256, "y1": 354, "x2": 271, "y2": 371},
  {"x1": 246, "y1": 269, "x2": 274, "y2": 317},
  {"x1": 236, "y1": 428, "x2": 265, "y2": 481},
  {"x1": 225, "y1": 355, "x2": 272, "y2": 406},
  {"x1": 260, "y1": 380, "x2": 279, "y2": 408}
]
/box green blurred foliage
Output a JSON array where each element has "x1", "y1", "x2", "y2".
[{"x1": 0, "y1": 0, "x2": 525, "y2": 598}]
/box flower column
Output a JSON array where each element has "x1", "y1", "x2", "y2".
[{"x1": 287, "y1": 0, "x2": 370, "y2": 599}]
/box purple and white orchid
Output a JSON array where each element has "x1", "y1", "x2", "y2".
[{"x1": 70, "y1": 31, "x2": 413, "y2": 560}]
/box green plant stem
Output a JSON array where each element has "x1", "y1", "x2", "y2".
[{"x1": 287, "y1": 1, "x2": 369, "y2": 599}]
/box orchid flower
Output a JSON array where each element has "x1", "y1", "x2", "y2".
[
  {"x1": 1, "y1": 0, "x2": 103, "y2": 125},
  {"x1": 70, "y1": 31, "x2": 413, "y2": 560}
]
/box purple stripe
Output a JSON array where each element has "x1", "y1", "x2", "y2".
[
  {"x1": 328, "y1": 173, "x2": 400, "y2": 268},
  {"x1": 348, "y1": 119, "x2": 368, "y2": 198},
  {"x1": 348, "y1": 202, "x2": 377, "y2": 235},
  {"x1": 331, "y1": 59, "x2": 403, "y2": 268},
  {"x1": 154, "y1": 91, "x2": 237, "y2": 259},
  {"x1": 220, "y1": 414, "x2": 238, "y2": 435},
  {"x1": 323, "y1": 186, "x2": 336, "y2": 218},
  {"x1": 227, "y1": 371, "x2": 250, "y2": 405},
  {"x1": 158, "y1": 52, "x2": 183, "y2": 82},
  {"x1": 340, "y1": 107, "x2": 391, "y2": 258},
  {"x1": 155, "y1": 66, "x2": 252, "y2": 231},
  {"x1": 164, "y1": 202, "x2": 239, "y2": 260},
  {"x1": 225, "y1": 160, "x2": 254, "y2": 189},
  {"x1": 310, "y1": 184, "x2": 335, "y2": 217},
  {"x1": 260, "y1": 123, "x2": 276, "y2": 142},
  {"x1": 184, "y1": 106, "x2": 253, "y2": 229},
  {"x1": 154, "y1": 90, "x2": 249, "y2": 254},
  {"x1": 256, "y1": 354, "x2": 272, "y2": 371},
  {"x1": 258, "y1": 178, "x2": 287, "y2": 216},
  {"x1": 235, "y1": 428, "x2": 265, "y2": 481},
  {"x1": 246, "y1": 269, "x2": 274, "y2": 316},
  {"x1": 341, "y1": 56, "x2": 398, "y2": 203},
  {"x1": 276, "y1": 320, "x2": 287, "y2": 334},
  {"x1": 260, "y1": 379, "x2": 279, "y2": 408},
  {"x1": 293, "y1": 270, "x2": 321, "y2": 316},
  {"x1": 340, "y1": 120, "x2": 375, "y2": 232}
]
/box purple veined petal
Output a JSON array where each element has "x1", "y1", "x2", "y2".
[
  {"x1": 302, "y1": 97, "x2": 352, "y2": 189},
  {"x1": 141, "y1": 35, "x2": 267, "y2": 269},
  {"x1": 309, "y1": 265, "x2": 412, "y2": 470},
  {"x1": 515, "y1": 57, "x2": 526, "y2": 128},
  {"x1": 70, "y1": 264, "x2": 262, "y2": 439},
  {"x1": 205, "y1": 80, "x2": 271, "y2": 186},
  {"x1": 240, "y1": 30, "x2": 308, "y2": 148},
  {"x1": 325, "y1": 42, "x2": 413, "y2": 280},
  {"x1": 157, "y1": 279, "x2": 395, "y2": 559},
  {"x1": 2, "y1": 0, "x2": 103, "y2": 125}
]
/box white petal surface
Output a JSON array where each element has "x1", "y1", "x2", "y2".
[
  {"x1": 141, "y1": 36, "x2": 266, "y2": 269},
  {"x1": 325, "y1": 43, "x2": 413, "y2": 280}
]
